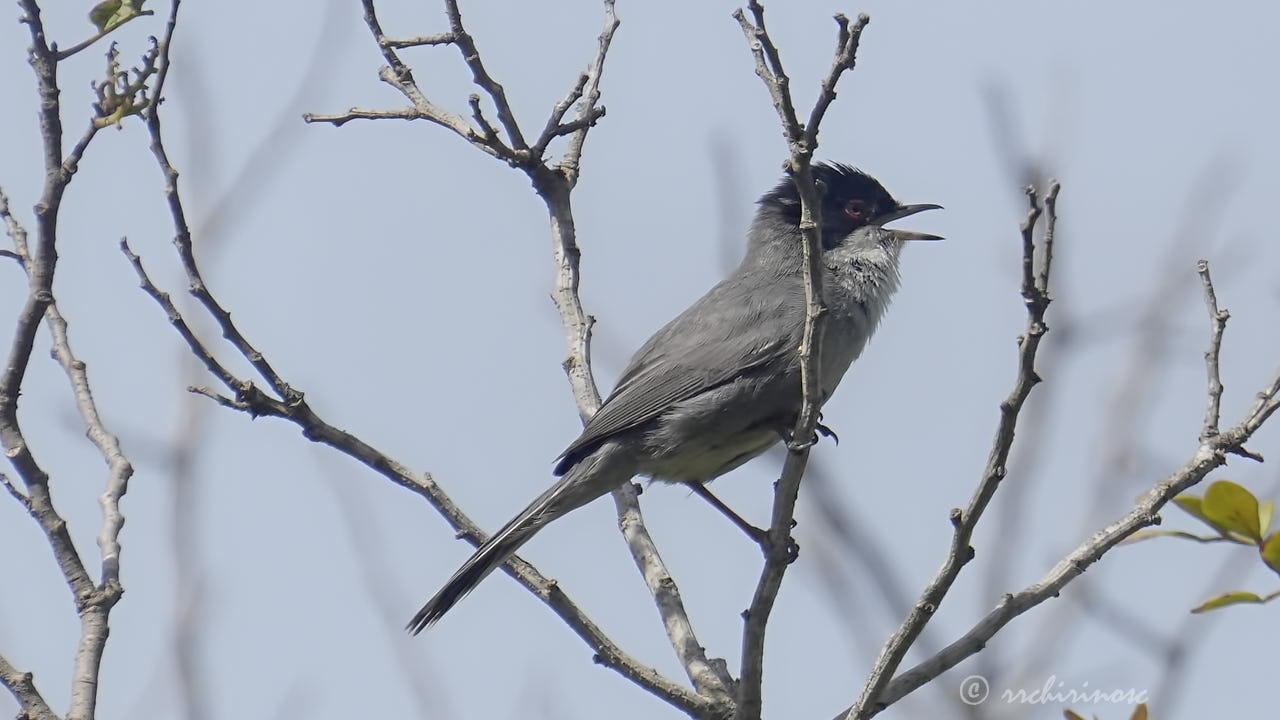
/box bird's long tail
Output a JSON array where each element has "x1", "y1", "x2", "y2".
[{"x1": 407, "y1": 445, "x2": 629, "y2": 633}]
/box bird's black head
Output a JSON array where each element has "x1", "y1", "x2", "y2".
[{"x1": 758, "y1": 163, "x2": 901, "y2": 251}]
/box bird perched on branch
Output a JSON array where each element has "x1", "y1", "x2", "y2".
[{"x1": 409, "y1": 163, "x2": 940, "y2": 633}]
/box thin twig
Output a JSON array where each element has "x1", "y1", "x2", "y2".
[
  {"x1": 847, "y1": 182, "x2": 1060, "y2": 720},
  {"x1": 302, "y1": 107, "x2": 428, "y2": 127},
  {"x1": 305, "y1": 0, "x2": 514, "y2": 163},
  {"x1": 1198, "y1": 260, "x2": 1228, "y2": 441},
  {"x1": 45, "y1": 299, "x2": 134, "y2": 586},
  {"x1": 732, "y1": 1, "x2": 800, "y2": 141},
  {"x1": 121, "y1": 241, "x2": 245, "y2": 394},
  {"x1": 382, "y1": 32, "x2": 455, "y2": 48},
  {"x1": 142, "y1": 1, "x2": 297, "y2": 407},
  {"x1": 729, "y1": 9, "x2": 872, "y2": 720},
  {"x1": 801, "y1": 13, "x2": 868, "y2": 151},
  {"x1": 0, "y1": 472, "x2": 30, "y2": 508},
  {"x1": 557, "y1": 1, "x2": 617, "y2": 184},
  {"x1": 532, "y1": 73, "x2": 589, "y2": 158},
  {"x1": 441, "y1": 0, "x2": 527, "y2": 150},
  {"x1": 1, "y1": 188, "x2": 30, "y2": 260}
]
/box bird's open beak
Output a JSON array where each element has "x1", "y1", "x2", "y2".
[{"x1": 874, "y1": 203, "x2": 944, "y2": 241}]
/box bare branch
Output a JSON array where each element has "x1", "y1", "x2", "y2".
[
  {"x1": 1198, "y1": 260, "x2": 1228, "y2": 440},
  {"x1": 837, "y1": 254, "x2": 1280, "y2": 719},
  {"x1": 1241, "y1": 371, "x2": 1280, "y2": 434},
  {"x1": 42, "y1": 300, "x2": 135, "y2": 584},
  {"x1": 120, "y1": 241, "x2": 246, "y2": 394},
  {"x1": 440, "y1": 0, "x2": 527, "y2": 150},
  {"x1": 730, "y1": 7, "x2": 872, "y2": 720},
  {"x1": 557, "y1": 0, "x2": 618, "y2": 184},
  {"x1": 532, "y1": 73, "x2": 590, "y2": 158},
  {"x1": 382, "y1": 32, "x2": 455, "y2": 48},
  {"x1": 187, "y1": 385, "x2": 250, "y2": 411},
  {"x1": 614, "y1": 483, "x2": 735, "y2": 699},
  {"x1": 467, "y1": 93, "x2": 501, "y2": 144},
  {"x1": 140, "y1": 9, "x2": 298, "y2": 407},
  {"x1": 846, "y1": 182, "x2": 1060, "y2": 720},
  {"x1": 302, "y1": 107, "x2": 430, "y2": 127},
  {"x1": 0, "y1": 654, "x2": 57, "y2": 720},
  {"x1": 0, "y1": 188, "x2": 30, "y2": 260},
  {"x1": 802, "y1": 13, "x2": 869, "y2": 150},
  {"x1": 309, "y1": 0, "x2": 618, "y2": 181},
  {"x1": 732, "y1": 1, "x2": 800, "y2": 141},
  {"x1": 304, "y1": 1, "x2": 515, "y2": 161},
  {"x1": 0, "y1": 472, "x2": 29, "y2": 508}
]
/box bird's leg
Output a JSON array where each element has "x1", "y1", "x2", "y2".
[{"x1": 686, "y1": 482, "x2": 770, "y2": 548}]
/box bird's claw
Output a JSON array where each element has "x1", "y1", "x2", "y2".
[
  {"x1": 816, "y1": 421, "x2": 839, "y2": 445},
  {"x1": 815, "y1": 411, "x2": 839, "y2": 445},
  {"x1": 784, "y1": 538, "x2": 800, "y2": 564}
]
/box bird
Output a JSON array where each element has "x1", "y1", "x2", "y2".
[{"x1": 408, "y1": 163, "x2": 940, "y2": 633}]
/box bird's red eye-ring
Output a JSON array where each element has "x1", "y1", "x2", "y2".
[{"x1": 845, "y1": 198, "x2": 869, "y2": 220}]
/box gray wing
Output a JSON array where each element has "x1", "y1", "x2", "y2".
[{"x1": 554, "y1": 271, "x2": 803, "y2": 474}]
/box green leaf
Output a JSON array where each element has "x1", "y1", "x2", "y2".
[
  {"x1": 1171, "y1": 494, "x2": 1204, "y2": 517},
  {"x1": 1129, "y1": 704, "x2": 1148, "y2": 720},
  {"x1": 1261, "y1": 501, "x2": 1275, "y2": 537},
  {"x1": 88, "y1": 0, "x2": 146, "y2": 33},
  {"x1": 88, "y1": 0, "x2": 121, "y2": 32},
  {"x1": 1202, "y1": 480, "x2": 1263, "y2": 543},
  {"x1": 1172, "y1": 494, "x2": 1234, "y2": 536},
  {"x1": 1263, "y1": 533, "x2": 1280, "y2": 576},
  {"x1": 1191, "y1": 589, "x2": 1280, "y2": 613},
  {"x1": 1062, "y1": 712, "x2": 1087, "y2": 720}
]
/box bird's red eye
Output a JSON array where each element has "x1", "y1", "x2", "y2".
[{"x1": 845, "y1": 199, "x2": 869, "y2": 220}]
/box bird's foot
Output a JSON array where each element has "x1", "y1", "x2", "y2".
[
  {"x1": 779, "y1": 413, "x2": 838, "y2": 450},
  {"x1": 757, "y1": 531, "x2": 800, "y2": 562}
]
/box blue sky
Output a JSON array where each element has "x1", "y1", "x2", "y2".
[{"x1": 2, "y1": 1, "x2": 1279, "y2": 719}]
